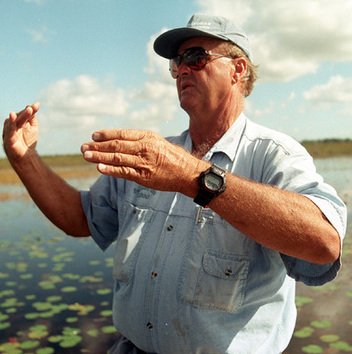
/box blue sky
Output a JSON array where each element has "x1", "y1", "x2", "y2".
[{"x1": 1, "y1": 0, "x2": 352, "y2": 157}]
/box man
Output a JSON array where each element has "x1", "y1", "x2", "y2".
[{"x1": 2, "y1": 14, "x2": 347, "y2": 354}]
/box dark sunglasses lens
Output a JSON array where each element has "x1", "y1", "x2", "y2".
[
  {"x1": 183, "y1": 49, "x2": 207, "y2": 70},
  {"x1": 169, "y1": 48, "x2": 208, "y2": 78}
]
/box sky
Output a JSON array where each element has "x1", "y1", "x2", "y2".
[{"x1": 1, "y1": 0, "x2": 352, "y2": 158}]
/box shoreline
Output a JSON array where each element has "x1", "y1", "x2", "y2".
[{"x1": 1, "y1": 140, "x2": 352, "y2": 185}]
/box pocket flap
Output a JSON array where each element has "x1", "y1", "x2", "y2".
[{"x1": 203, "y1": 252, "x2": 249, "y2": 280}]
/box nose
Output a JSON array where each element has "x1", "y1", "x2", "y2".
[{"x1": 177, "y1": 60, "x2": 191, "y2": 78}]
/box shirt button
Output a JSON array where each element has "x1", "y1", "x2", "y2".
[
  {"x1": 151, "y1": 272, "x2": 158, "y2": 278},
  {"x1": 147, "y1": 322, "x2": 153, "y2": 329},
  {"x1": 167, "y1": 225, "x2": 173, "y2": 231},
  {"x1": 225, "y1": 268, "x2": 233, "y2": 276}
]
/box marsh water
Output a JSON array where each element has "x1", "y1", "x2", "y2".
[{"x1": 0, "y1": 157, "x2": 351, "y2": 353}]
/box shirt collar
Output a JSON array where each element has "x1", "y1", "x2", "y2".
[
  {"x1": 204, "y1": 113, "x2": 246, "y2": 162},
  {"x1": 183, "y1": 113, "x2": 246, "y2": 161}
]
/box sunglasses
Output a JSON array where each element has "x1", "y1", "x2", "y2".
[{"x1": 169, "y1": 47, "x2": 234, "y2": 79}]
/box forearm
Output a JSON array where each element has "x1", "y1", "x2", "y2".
[
  {"x1": 208, "y1": 174, "x2": 340, "y2": 264},
  {"x1": 10, "y1": 151, "x2": 90, "y2": 237},
  {"x1": 180, "y1": 164, "x2": 340, "y2": 265}
]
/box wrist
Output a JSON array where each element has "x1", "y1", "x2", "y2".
[
  {"x1": 178, "y1": 159, "x2": 210, "y2": 199},
  {"x1": 8, "y1": 149, "x2": 40, "y2": 175}
]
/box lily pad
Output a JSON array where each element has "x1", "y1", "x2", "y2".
[
  {"x1": 311, "y1": 320, "x2": 331, "y2": 329},
  {"x1": 87, "y1": 329, "x2": 99, "y2": 337},
  {"x1": 329, "y1": 341, "x2": 352, "y2": 351},
  {"x1": 36, "y1": 347, "x2": 55, "y2": 354},
  {"x1": 25, "y1": 294, "x2": 36, "y2": 300},
  {"x1": 59, "y1": 335, "x2": 82, "y2": 348},
  {"x1": 100, "y1": 310, "x2": 113, "y2": 317},
  {"x1": 62, "y1": 273, "x2": 80, "y2": 280},
  {"x1": 294, "y1": 326, "x2": 314, "y2": 338},
  {"x1": 320, "y1": 334, "x2": 340, "y2": 343},
  {"x1": 48, "y1": 335, "x2": 63, "y2": 343},
  {"x1": 25, "y1": 312, "x2": 40, "y2": 320},
  {"x1": 295, "y1": 296, "x2": 313, "y2": 307},
  {"x1": 20, "y1": 340, "x2": 40, "y2": 349},
  {"x1": 0, "y1": 313, "x2": 9, "y2": 321},
  {"x1": 0, "y1": 322, "x2": 10, "y2": 330},
  {"x1": 302, "y1": 344, "x2": 323, "y2": 353},
  {"x1": 101, "y1": 325, "x2": 117, "y2": 334},
  {"x1": 96, "y1": 288, "x2": 112, "y2": 295},
  {"x1": 28, "y1": 329, "x2": 49, "y2": 339},
  {"x1": 66, "y1": 317, "x2": 78, "y2": 323},
  {"x1": 46, "y1": 295, "x2": 62, "y2": 303},
  {"x1": 61, "y1": 286, "x2": 77, "y2": 293}
]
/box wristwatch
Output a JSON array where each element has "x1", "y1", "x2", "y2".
[{"x1": 194, "y1": 164, "x2": 227, "y2": 207}]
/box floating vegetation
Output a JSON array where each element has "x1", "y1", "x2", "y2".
[
  {"x1": 295, "y1": 296, "x2": 313, "y2": 308},
  {"x1": 311, "y1": 320, "x2": 332, "y2": 329},
  {"x1": 301, "y1": 344, "x2": 323, "y2": 353},
  {"x1": 61, "y1": 286, "x2": 78, "y2": 293},
  {"x1": 320, "y1": 334, "x2": 340, "y2": 343},
  {"x1": 96, "y1": 288, "x2": 112, "y2": 295},
  {"x1": 294, "y1": 326, "x2": 315, "y2": 339},
  {"x1": 101, "y1": 326, "x2": 117, "y2": 334},
  {"x1": 0, "y1": 212, "x2": 118, "y2": 352},
  {"x1": 329, "y1": 341, "x2": 352, "y2": 351}
]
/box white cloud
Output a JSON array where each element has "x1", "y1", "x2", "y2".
[
  {"x1": 128, "y1": 81, "x2": 179, "y2": 132},
  {"x1": 128, "y1": 35, "x2": 180, "y2": 131},
  {"x1": 144, "y1": 29, "x2": 173, "y2": 83},
  {"x1": 37, "y1": 33, "x2": 180, "y2": 142},
  {"x1": 196, "y1": 0, "x2": 352, "y2": 82},
  {"x1": 38, "y1": 75, "x2": 129, "y2": 134},
  {"x1": 303, "y1": 75, "x2": 352, "y2": 117}
]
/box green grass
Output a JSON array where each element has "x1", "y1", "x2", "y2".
[{"x1": 301, "y1": 139, "x2": 352, "y2": 158}]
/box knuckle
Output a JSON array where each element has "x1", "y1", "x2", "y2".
[
  {"x1": 112, "y1": 153, "x2": 122, "y2": 165},
  {"x1": 111, "y1": 140, "x2": 121, "y2": 151}
]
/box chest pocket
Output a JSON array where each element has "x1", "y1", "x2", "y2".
[{"x1": 178, "y1": 250, "x2": 249, "y2": 312}]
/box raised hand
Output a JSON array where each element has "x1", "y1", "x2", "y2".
[
  {"x1": 81, "y1": 129, "x2": 207, "y2": 194},
  {"x1": 2, "y1": 102, "x2": 40, "y2": 163}
]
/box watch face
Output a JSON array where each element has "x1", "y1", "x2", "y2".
[{"x1": 204, "y1": 173, "x2": 223, "y2": 192}]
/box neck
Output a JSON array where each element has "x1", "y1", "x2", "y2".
[{"x1": 188, "y1": 96, "x2": 244, "y2": 158}]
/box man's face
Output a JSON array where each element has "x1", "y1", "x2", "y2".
[{"x1": 175, "y1": 37, "x2": 235, "y2": 115}]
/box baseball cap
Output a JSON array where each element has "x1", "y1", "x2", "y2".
[{"x1": 154, "y1": 13, "x2": 253, "y2": 61}]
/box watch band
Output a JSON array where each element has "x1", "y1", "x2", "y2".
[{"x1": 194, "y1": 189, "x2": 216, "y2": 207}]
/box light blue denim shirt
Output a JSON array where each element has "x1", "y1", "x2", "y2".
[{"x1": 80, "y1": 114, "x2": 346, "y2": 354}]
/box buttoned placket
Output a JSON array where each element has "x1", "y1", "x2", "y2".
[{"x1": 142, "y1": 196, "x2": 178, "y2": 352}]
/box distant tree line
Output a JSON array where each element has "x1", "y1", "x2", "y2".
[{"x1": 301, "y1": 138, "x2": 352, "y2": 144}]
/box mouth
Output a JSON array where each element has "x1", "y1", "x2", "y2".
[{"x1": 180, "y1": 81, "x2": 194, "y2": 93}]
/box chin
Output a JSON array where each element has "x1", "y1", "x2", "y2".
[{"x1": 180, "y1": 97, "x2": 196, "y2": 113}]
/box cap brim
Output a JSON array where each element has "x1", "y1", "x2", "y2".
[{"x1": 153, "y1": 27, "x2": 228, "y2": 59}]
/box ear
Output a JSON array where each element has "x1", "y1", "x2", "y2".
[{"x1": 232, "y1": 58, "x2": 247, "y2": 84}]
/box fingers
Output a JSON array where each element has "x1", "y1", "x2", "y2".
[
  {"x1": 11, "y1": 102, "x2": 40, "y2": 129},
  {"x1": 81, "y1": 129, "x2": 155, "y2": 158},
  {"x1": 81, "y1": 129, "x2": 162, "y2": 182},
  {"x1": 91, "y1": 129, "x2": 150, "y2": 143}
]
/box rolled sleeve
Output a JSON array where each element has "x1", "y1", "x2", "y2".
[
  {"x1": 80, "y1": 175, "x2": 119, "y2": 251},
  {"x1": 281, "y1": 191, "x2": 347, "y2": 286},
  {"x1": 256, "y1": 133, "x2": 347, "y2": 286}
]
